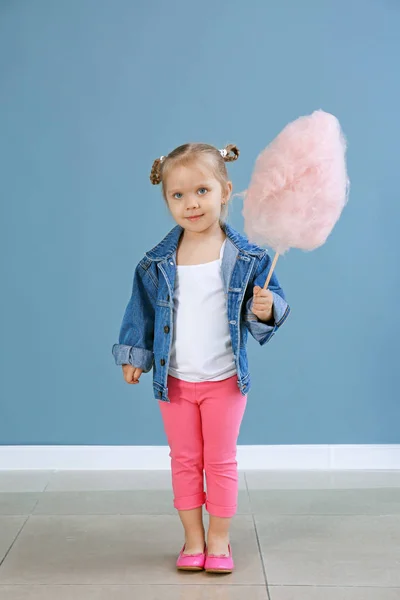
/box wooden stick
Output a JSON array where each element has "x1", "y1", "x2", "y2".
[{"x1": 263, "y1": 252, "x2": 280, "y2": 290}]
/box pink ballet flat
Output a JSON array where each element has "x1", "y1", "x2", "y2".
[
  {"x1": 176, "y1": 544, "x2": 206, "y2": 571},
  {"x1": 205, "y1": 544, "x2": 234, "y2": 573}
]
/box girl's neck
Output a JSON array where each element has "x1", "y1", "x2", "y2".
[{"x1": 181, "y1": 220, "x2": 226, "y2": 245}]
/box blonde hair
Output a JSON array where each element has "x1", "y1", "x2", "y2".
[{"x1": 150, "y1": 143, "x2": 239, "y2": 224}]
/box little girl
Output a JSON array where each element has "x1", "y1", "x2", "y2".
[{"x1": 112, "y1": 143, "x2": 290, "y2": 573}]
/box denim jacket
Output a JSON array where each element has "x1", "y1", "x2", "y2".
[{"x1": 112, "y1": 222, "x2": 290, "y2": 402}]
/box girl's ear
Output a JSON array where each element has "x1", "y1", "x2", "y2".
[{"x1": 224, "y1": 181, "x2": 233, "y2": 202}]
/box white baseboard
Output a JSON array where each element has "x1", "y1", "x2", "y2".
[{"x1": 0, "y1": 445, "x2": 400, "y2": 470}]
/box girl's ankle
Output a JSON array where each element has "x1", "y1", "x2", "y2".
[
  {"x1": 184, "y1": 530, "x2": 205, "y2": 553},
  {"x1": 207, "y1": 532, "x2": 229, "y2": 542},
  {"x1": 183, "y1": 540, "x2": 205, "y2": 554},
  {"x1": 206, "y1": 533, "x2": 230, "y2": 555}
]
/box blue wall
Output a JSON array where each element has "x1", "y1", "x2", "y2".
[{"x1": 1, "y1": 0, "x2": 399, "y2": 445}]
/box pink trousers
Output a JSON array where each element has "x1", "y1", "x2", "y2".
[{"x1": 158, "y1": 374, "x2": 247, "y2": 518}]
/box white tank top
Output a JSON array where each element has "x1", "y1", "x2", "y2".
[{"x1": 168, "y1": 238, "x2": 237, "y2": 382}]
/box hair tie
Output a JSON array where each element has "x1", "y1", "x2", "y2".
[{"x1": 219, "y1": 149, "x2": 228, "y2": 158}]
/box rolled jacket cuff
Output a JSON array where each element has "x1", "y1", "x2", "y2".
[
  {"x1": 112, "y1": 344, "x2": 154, "y2": 373},
  {"x1": 271, "y1": 291, "x2": 290, "y2": 327},
  {"x1": 245, "y1": 292, "x2": 290, "y2": 345}
]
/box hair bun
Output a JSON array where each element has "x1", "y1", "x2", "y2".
[
  {"x1": 150, "y1": 158, "x2": 163, "y2": 185},
  {"x1": 223, "y1": 144, "x2": 240, "y2": 162}
]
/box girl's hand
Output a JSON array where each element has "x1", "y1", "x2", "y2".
[
  {"x1": 251, "y1": 286, "x2": 274, "y2": 323},
  {"x1": 122, "y1": 364, "x2": 143, "y2": 384}
]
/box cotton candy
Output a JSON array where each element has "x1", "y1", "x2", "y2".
[{"x1": 242, "y1": 110, "x2": 349, "y2": 255}]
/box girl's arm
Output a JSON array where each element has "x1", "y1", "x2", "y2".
[
  {"x1": 243, "y1": 252, "x2": 290, "y2": 346},
  {"x1": 112, "y1": 259, "x2": 156, "y2": 373}
]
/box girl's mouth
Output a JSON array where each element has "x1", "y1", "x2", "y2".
[{"x1": 186, "y1": 215, "x2": 204, "y2": 222}]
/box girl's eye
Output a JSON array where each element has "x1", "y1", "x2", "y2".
[
  {"x1": 173, "y1": 193, "x2": 183, "y2": 199},
  {"x1": 197, "y1": 188, "x2": 208, "y2": 195}
]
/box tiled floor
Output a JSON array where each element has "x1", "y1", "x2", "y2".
[{"x1": 0, "y1": 470, "x2": 400, "y2": 599}]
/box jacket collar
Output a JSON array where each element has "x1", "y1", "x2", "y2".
[{"x1": 145, "y1": 222, "x2": 264, "y2": 261}]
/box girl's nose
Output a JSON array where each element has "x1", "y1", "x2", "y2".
[{"x1": 185, "y1": 198, "x2": 200, "y2": 210}]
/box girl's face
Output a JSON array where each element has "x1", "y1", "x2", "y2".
[{"x1": 164, "y1": 161, "x2": 232, "y2": 232}]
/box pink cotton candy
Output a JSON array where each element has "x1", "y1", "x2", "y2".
[{"x1": 242, "y1": 110, "x2": 349, "y2": 255}]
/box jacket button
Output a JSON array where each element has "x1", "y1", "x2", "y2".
[
  {"x1": 167, "y1": 295, "x2": 170, "y2": 301},
  {"x1": 164, "y1": 325, "x2": 170, "y2": 334},
  {"x1": 160, "y1": 359, "x2": 165, "y2": 366},
  {"x1": 158, "y1": 391, "x2": 162, "y2": 398}
]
